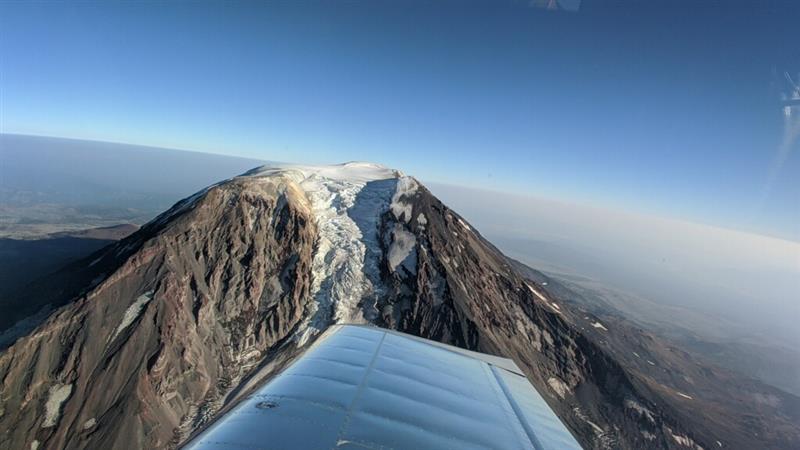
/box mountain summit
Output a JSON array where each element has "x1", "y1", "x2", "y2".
[{"x1": 1, "y1": 163, "x2": 797, "y2": 449}]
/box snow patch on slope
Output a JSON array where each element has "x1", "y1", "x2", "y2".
[
  {"x1": 547, "y1": 377, "x2": 570, "y2": 398},
  {"x1": 416, "y1": 213, "x2": 427, "y2": 227},
  {"x1": 388, "y1": 226, "x2": 417, "y2": 275},
  {"x1": 110, "y1": 292, "x2": 152, "y2": 342},
  {"x1": 527, "y1": 283, "x2": 547, "y2": 302},
  {"x1": 667, "y1": 427, "x2": 704, "y2": 449},
  {"x1": 572, "y1": 407, "x2": 605, "y2": 437},
  {"x1": 390, "y1": 176, "x2": 418, "y2": 222},
  {"x1": 526, "y1": 283, "x2": 562, "y2": 314},
  {"x1": 43, "y1": 383, "x2": 72, "y2": 428}
]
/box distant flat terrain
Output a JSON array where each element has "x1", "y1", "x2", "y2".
[
  {"x1": 0, "y1": 203, "x2": 149, "y2": 239},
  {"x1": 0, "y1": 224, "x2": 137, "y2": 331},
  {"x1": 429, "y1": 182, "x2": 800, "y2": 398},
  {"x1": 0, "y1": 133, "x2": 267, "y2": 238}
]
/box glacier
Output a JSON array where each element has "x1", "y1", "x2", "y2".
[{"x1": 244, "y1": 163, "x2": 417, "y2": 345}]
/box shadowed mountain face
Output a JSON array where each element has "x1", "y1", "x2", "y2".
[
  {"x1": 0, "y1": 165, "x2": 797, "y2": 450},
  {"x1": 0, "y1": 224, "x2": 138, "y2": 332}
]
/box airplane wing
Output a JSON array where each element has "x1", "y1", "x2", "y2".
[{"x1": 184, "y1": 324, "x2": 583, "y2": 450}]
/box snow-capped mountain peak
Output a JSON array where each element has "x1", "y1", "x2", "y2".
[
  {"x1": 2, "y1": 163, "x2": 797, "y2": 450},
  {"x1": 241, "y1": 163, "x2": 416, "y2": 344},
  {"x1": 243, "y1": 161, "x2": 403, "y2": 184}
]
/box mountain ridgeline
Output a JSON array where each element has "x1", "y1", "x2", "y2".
[{"x1": 1, "y1": 163, "x2": 797, "y2": 449}]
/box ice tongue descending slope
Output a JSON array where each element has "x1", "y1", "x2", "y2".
[{"x1": 245, "y1": 162, "x2": 403, "y2": 344}]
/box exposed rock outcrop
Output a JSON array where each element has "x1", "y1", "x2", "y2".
[
  {"x1": 0, "y1": 175, "x2": 316, "y2": 449},
  {"x1": 1, "y1": 163, "x2": 798, "y2": 449}
]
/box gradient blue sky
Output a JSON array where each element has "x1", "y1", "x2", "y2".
[{"x1": 1, "y1": 1, "x2": 798, "y2": 240}]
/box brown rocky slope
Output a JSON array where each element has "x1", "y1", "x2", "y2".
[{"x1": 1, "y1": 163, "x2": 797, "y2": 449}]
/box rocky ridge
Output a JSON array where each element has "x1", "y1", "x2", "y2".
[{"x1": 1, "y1": 163, "x2": 798, "y2": 449}]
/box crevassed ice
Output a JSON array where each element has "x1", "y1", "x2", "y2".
[{"x1": 254, "y1": 164, "x2": 402, "y2": 345}]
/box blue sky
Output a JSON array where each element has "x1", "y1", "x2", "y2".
[{"x1": 1, "y1": 1, "x2": 798, "y2": 240}]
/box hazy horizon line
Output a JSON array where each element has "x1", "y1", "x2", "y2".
[{"x1": 4, "y1": 131, "x2": 797, "y2": 245}]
